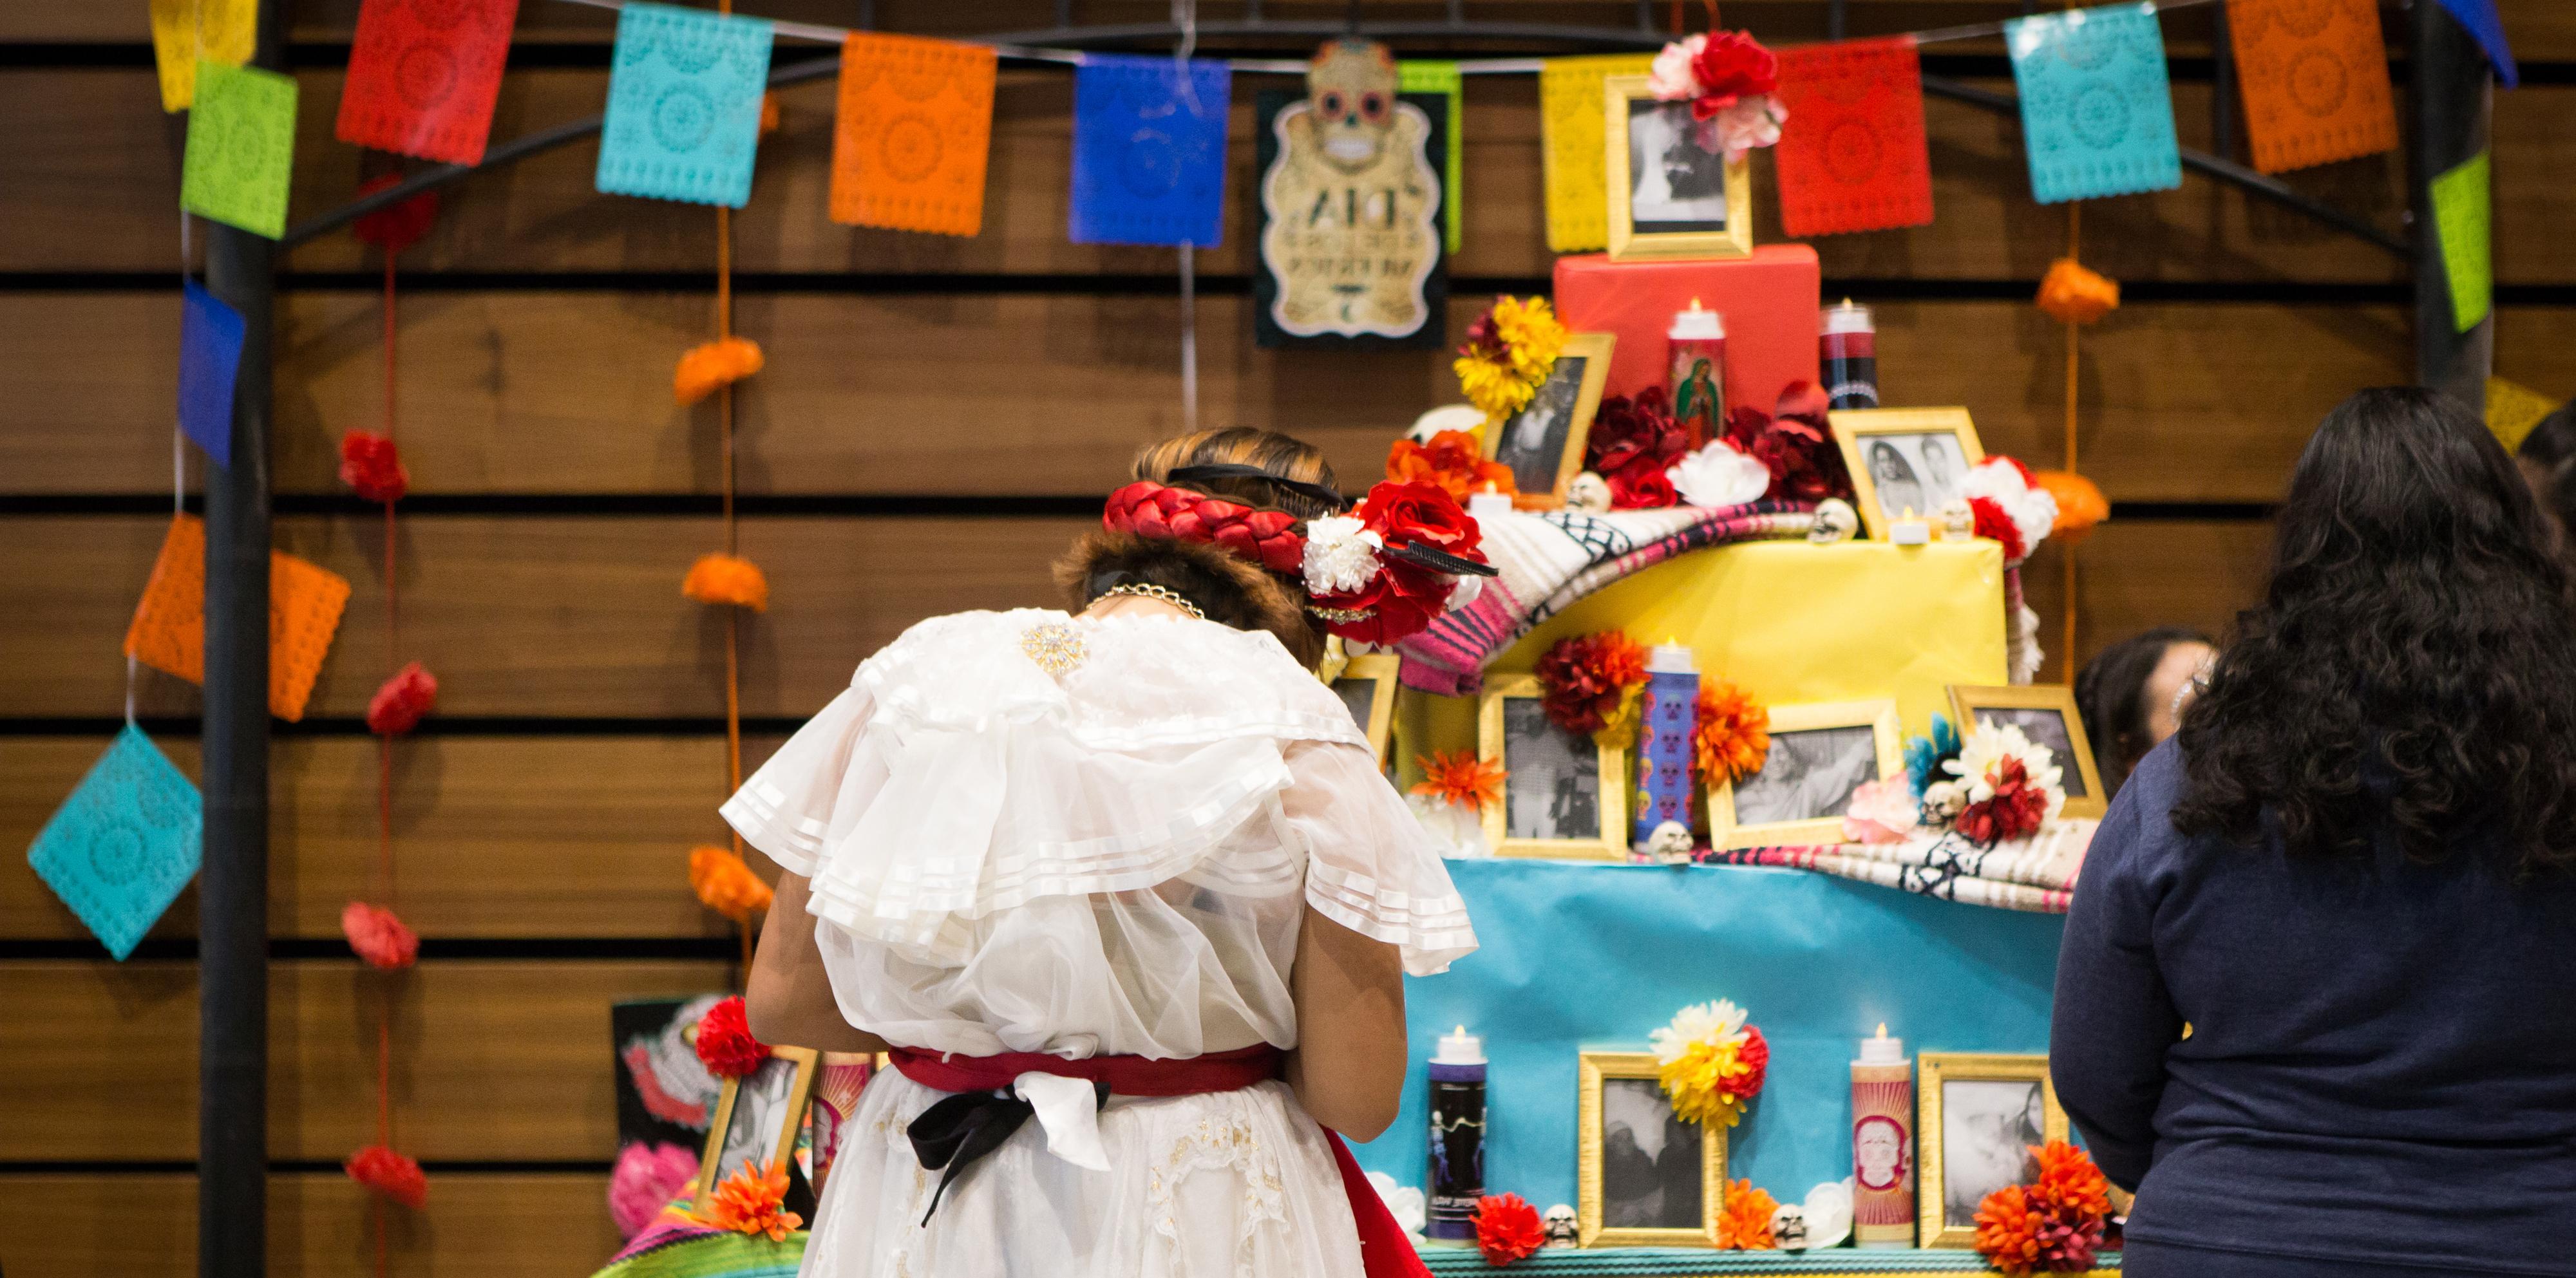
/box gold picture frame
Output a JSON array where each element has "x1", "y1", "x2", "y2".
[
  {"x1": 1578, "y1": 1051, "x2": 1726, "y2": 1248},
  {"x1": 1709, "y1": 699, "x2": 1903, "y2": 849},
  {"x1": 1330, "y1": 652, "x2": 1401, "y2": 769},
  {"x1": 1604, "y1": 75, "x2": 1754, "y2": 261},
  {"x1": 1485, "y1": 332, "x2": 1616, "y2": 509},
  {"x1": 1828, "y1": 407, "x2": 1988, "y2": 541},
  {"x1": 1480, "y1": 673, "x2": 1628, "y2": 860},
  {"x1": 692, "y1": 1045, "x2": 820, "y2": 1212},
  {"x1": 1948, "y1": 684, "x2": 2108, "y2": 820},
  {"x1": 1917, "y1": 1052, "x2": 2068, "y2": 1249}
]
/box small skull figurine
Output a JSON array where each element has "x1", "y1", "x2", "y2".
[
  {"x1": 1565, "y1": 471, "x2": 1613, "y2": 514},
  {"x1": 1646, "y1": 820, "x2": 1695, "y2": 866},
  {"x1": 1938, "y1": 496, "x2": 1976, "y2": 540},
  {"x1": 1769, "y1": 1202, "x2": 1811, "y2": 1251},
  {"x1": 1808, "y1": 498, "x2": 1859, "y2": 544},
  {"x1": 1542, "y1": 1203, "x2": 1579, "y2": 1248}
]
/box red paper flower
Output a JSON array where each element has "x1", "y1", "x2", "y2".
[
  {"x1": 1473, "y1": 1193, "x2": 1546, "y2": 1266},
  {"x1": 341, "y1": 901, "x2": 419, "y2": 970},
  {"x1": 1536, "y1": 631, "x2": 1649, "y2": 735},
  {"x1": 1690, "y1": 32, "x2": 1779, "y2": 113},
  {"x1": 1969, "y1": 496, "x2": 2027, "y2": 561},
  {"x1": 352, "y1": 174, "x2": 439, "y2": 254},
  {"x1": 1387, "y1": 430, "x2": 1517, "y2": 505},
  {"x1": 1586, "y1": 388, "x2": 1690, "y2": 480},
  {"x1": 1956, "y1": 756, "x2": 2050, "y2": 845},
  {"x1": 1609, "y1": 465, "x2": 1680, "y2": 511},
  {"x1": 694, "y1": 995, "x2": 770, "y2": 1079},
  {"x1": 366, "y1": 662, "x2": 438, "y2": 735},
  {"x1": 1727, "y1": 1024, "x2": 1772, "y2": 1101},
  {"x1": 1724, "y1": 382, "x2": 1850, "y2": 505},
  {"x1": 338, "y1": 430, "x2": 408, "y2": 504},
  {"x1": 346, "y1": 1144, "x2": 429, "y2": 1208}
]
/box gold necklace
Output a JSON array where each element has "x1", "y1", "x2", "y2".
[{"x1": 1099, "y1": 583, "x2": 1206, "y2": 621}]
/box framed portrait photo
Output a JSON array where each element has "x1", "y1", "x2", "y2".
[
  {"x1": 692, "y1": 1045, "x2": 819, "y2": 1211},
  {"x1": 1603, "y1": 75, "x2": 1753, "y2": 262},
  {"x1": 1918, "y1": 1053, "x2": 2069, "y2": 1248},
  {"x1": 1578, "y1": 1051, "x2": 1725, "y2": 1247},
  {"x1": 1480, "y1": 674, "x2": 1627, "y2": 860},
  {"x1": 1486, "y1": 332, "x2": 1615, "y2": 509},
  {"x1": 1711, "y1": 699, "x2": 1903, "y2": 849},
  {"x1": 1948, "y1": 684, "x2": 2107, "y2": 820},
  {"x1": 1828, "y1": 407, "x2": 1988, "y2": 541},
  {"x1": 1329, "y1": 650, "x2": 1401, "y2": 771}
]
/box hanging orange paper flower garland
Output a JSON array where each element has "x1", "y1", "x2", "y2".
[
  {"x1": 690, "y1": 844, "x2": 774, "y2": 921},
  {"x1": 683, "y1": 553, "x2": 771, "y2": 612},
  {"x1": 2035, "y1": 258, "x2": 2119, "y2": 326},
  {"x1": 674, "y1": 335, "x2": 765, "y2": 406}
]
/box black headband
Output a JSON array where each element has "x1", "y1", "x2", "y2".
[{"x1": 1165, "y1": 463, "x2": 1352, "y2": 513}]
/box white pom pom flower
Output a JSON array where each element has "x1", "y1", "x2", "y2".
[
  {"x1": 1301, "y1": 515, "x2": 1383, "y2": 596},
  {"x1": 1958, "y1": 459, "x2": 2060, "y2": 561},
  {"x1": 1649, "y1": 999, "x2": 1749, "y2": 1066},
  {"x1": 1943, "y1": 721, "x2": 2065, "y2": 822}
]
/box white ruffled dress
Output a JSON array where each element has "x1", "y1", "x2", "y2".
[{"x1": 721, "y1": 609, "x2": 1477, "y2": 1278}]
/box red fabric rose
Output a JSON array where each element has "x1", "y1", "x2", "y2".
[
  {"x1": 341, "y1": 901, "x2": 419, "y2": 970},
  {"x1": 1609, "y1": 464, "x2": 1680, "y2": 510},
  {"x1": 1969, "y1": 495, "x2": 2027, "y2": 561},
  {"x1": 366, "y1": 662, "x2": 438, "y2": 735},
  {"x1": 346, "y1": 1145, "x2": 430, "y2": 1209},
  {"x1": 1473, "y1": 1193, "x2": 1546, "y2": 1266},
  {"x1": 694, "y1": 995, "x2": 770, "y2": 1079},
  {"x1": 1586, "y1": 388, "x2": 1690, "y2": 480},
  {"x1": 1956, "y1": 756, "x2": 2049, "y2": 845},
  {"x1": 1724, "y1": 381, "x2": 1852, "y2": 505},
  {"x1": 1356, "y1": 480, "x2": 1482, "y2": 557},
  {"x1": 339, "y1": 429, "x2": 408, "y2": 504},
  {"x1": 1690, "y1": 31, "x2": 1779, "y2": 114}
]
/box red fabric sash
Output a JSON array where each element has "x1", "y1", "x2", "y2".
[{"x1": 887, "y1": 1045, "x2": 1429, "y2": 1278}]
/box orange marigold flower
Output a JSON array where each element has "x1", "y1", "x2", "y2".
[
  {"x1": 1694, "y1": 681, "x2": 1770, "y2": 786},
  {"x1": 675, "y1": 336, "x2": 765, "y2": 406},
  {"x1": 683, "y1": 553, "x2": 770, "y2": 612},
  {"x1": 1975, "y1": 1185, "x2": 2043, "y2": 1275},
  {"x1": 698, "y1": 1158, "x2": 803, "y2": 1241},
  {"x1": 1388, "y1": 429, "x2": 1519, "y2": 505},
  {"x1": 2032, "y1": 1140, "x2": 2112, "y2": 1219},
  {"x1": 690, "y1": 845, "x2": 774, "y2": 922},
  {"x1": 2036, "y1": 258, "x2": 2119, "y2": 326},
  {"x1": 1717, "y1": 1179, "x2": 1777, "y2": 1250},
  {"x1": 2031, "y1": 471, "x2": 2108, "y2": 545},
  {"x1": 1412, "y1": 750, "x2": 1506, "y2": 810}
]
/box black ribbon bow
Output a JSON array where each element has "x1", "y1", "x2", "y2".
[{"x1": 905, "y1": 1080, "x2": 1109, "y2": 1223}]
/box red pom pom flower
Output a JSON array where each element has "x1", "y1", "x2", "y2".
[
  {"x1": 1586, "y1": 388, "x2": 1690, "y2": 510},
  {"x1": 339, "y1": 430, "x2": 408, "y2": 504},
  {"x1": 366, "y1": 661, "x2": 438, "y2": 735},
  {"x1": 1473, "y1": 1193, "x2": 1546, "y2": 1266},
  {"x1": 1956, "y1": 756, "x2": 2050, "y2": 846},
  {"x1": 1969, "y1": 496, "x2": 2026, "y2": 561},
  {"x1": 694, "y1": 995, "x2": 770, "y2": 1079},
  {"x1": 341, "y1": 901, "x2": 419, "y2": 970},
  {"x1": 346, "y1": 1144, "x2": 429, "y2": 1208},
  {"x1": 1535, "y1": 631, "x2": 1649, "y2": 737}
]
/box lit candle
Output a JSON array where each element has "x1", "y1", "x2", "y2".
[
  {"x1": 1888, "y1": 507, "x2": 1931, "y2": 546},
  {"x1": 1426, "y1": 1026, "x2": 1488, "y2": 1241},
  {"x1": 1468, "y1": 484, "x2": 1516, "y2": 524},
  {"x1": 1667, "y1": 299, "x2": 1727, "y2": 449},
  {"x1": 1852, "y1": 1024, "x2": 1916, "y2": 1249},
  {"x1": 1821, "y1": 300, "x2": 1880, "y2": 411},
  {"x1": 1633, "y1": 641, "x2": 1701, "y2": 850}
]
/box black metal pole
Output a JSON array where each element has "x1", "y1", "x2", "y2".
[
  {"x1": 200, "y1": 1, "x2": 287, "y2": 1274},
  {"x1": 2409, "y1": 0, "x2": 2493, "y2": 410}
]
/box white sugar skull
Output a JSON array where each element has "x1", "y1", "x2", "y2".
[
  {"x1": 1808, "y1": 498, "x2": 1858, "y2": 543},
  {"x1": 1307, "y1": 39, "x2": 1400, "y2": 171},
  {"x1": 1566, "y1": 471, "x2": 1613, "y2": 514},
  {"x1": 1939, "y1": 496, "x2": 1976, "y2": 540},
  {"x1": 1769, "y1": 1202, "x2": 1810, "y2": 1251},
  {"x1": 1647, "y1": 820, "x2": 1694, "y2": 865},
  {"x1": 1542, "y1": 1203, "x2": 1579, "y2": 1248}
]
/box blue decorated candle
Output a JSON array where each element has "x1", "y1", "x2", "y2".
[
  {"x1": 1425, "y1": 1026, "x2": 1487, "y2": 1240},
  {"x1": 1633, "y1": 643, "x2": 1701, "y2": 848}
]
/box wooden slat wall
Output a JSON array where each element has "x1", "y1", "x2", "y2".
[{"x1": 3, "y1": 4, "x2": 2564, "y2": 1276}]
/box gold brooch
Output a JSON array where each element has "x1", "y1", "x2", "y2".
[{"x1": 1019, "y1": 621, "x2": 1088, "y2": 677}]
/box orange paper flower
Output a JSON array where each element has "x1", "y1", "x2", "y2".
[
  {"x1": 1694, "y1": 682, "x2": 1771, "y2": 786},
  {"x1": 683, "y1": 554, "x2": 770, "y2": 612},
  {"x1": 1388, "y1": 429, "x2": 1518, "y2": 506},
  {"x1": 2031, "y1": 471, "x2": 2108, "y2": 545},
  {"x1": 675, "y1": 336, "x2": 765, "y2": 406},
  {"x1": 690, "y1": 845, "x2": 774, "y2": 922},
  {"x1": 1717, "y1": 1179, "x2": 1778, "y2": 1249},
  {"x1": 698, "y1": 1158, "x2": 803, "y2": 1241},
  {"x1": 2032, "y1": 1140, "x2": 2112, "y2": 1219},
  {"x1": 1412, "y1": 750, "x2": 1506, "y2": 811},
  {"x1": 2036, "y1": 258, "x2": 2119, "y2": 326}
]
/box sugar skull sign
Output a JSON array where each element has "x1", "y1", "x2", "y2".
[{"x1": 1256, "y1": 39, "x2": 1445, "y2": 346}]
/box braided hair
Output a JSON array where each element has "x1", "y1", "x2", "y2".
[{"x1": 1054, "y1": 428, "x2": 1341, "y2": 666}]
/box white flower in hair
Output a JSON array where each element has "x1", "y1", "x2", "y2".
[
  {"x1": 1302, "y1": 515, "x2": 1383, "y2": 596},
  {"x1": 1667, "y1": 438, "x2": 1772, "y2": 509}
]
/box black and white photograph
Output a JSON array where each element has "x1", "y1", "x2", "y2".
[
  {"x1": 1857, "y1": 431, "x2": 1971, "y2": 527},
  {"x1": 1730, "y1": 724, "x2": 1880, "y2": 825},
  {"x1": 1332, "y1": 677, "x2": 1378, "y2": 735},
  {"x1": 1501, "y1": 697, "x2": 1601, "y2": 841},
  {"x1": 1624, "y1": 99, "x2": 1729, "y2": 233},
  {"x1": 1494, "y1": 355, "x2": 1588, "y2": 495},
  {"x1": 1938, "y1": 1078, "x2": 2047, "y2": 1228},
  {"x1": 1598, "y1": 1077, "x2": 1707, "y2": 1230},
  {"x1": 696, "y1": 1046, "x2": 816, "y2": 1204},
  {"x1": 1979, "y1": 708, "x2": 2084, "y2": 799}
]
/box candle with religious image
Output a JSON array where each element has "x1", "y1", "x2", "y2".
[
  {"x1": 1426, "y1": 1026, "x2": 1488, "y2": 1241},
  {"x1": 1633, "y1": 643, "x2": 1701, "y2": 848},
  {"x1": 1821, "y1": 300, "x2": 1880, "y2": 410},
  {"x1": 1667, "y1": 301, "x2": 1727, "y2": 447},
  {"x1": 1852, "y1": 1024, "x2": 1917, "y2": 1248}
]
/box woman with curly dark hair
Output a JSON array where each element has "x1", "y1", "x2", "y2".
[{"x1": 2050, "y1": 388, "x2": 2576, "y2": 1278}]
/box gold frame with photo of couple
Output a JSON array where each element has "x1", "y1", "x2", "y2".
[
  {"x1": 1828, "y1": 408, "x2": 1988, "y2": 541},
  {"x1": 1707, "y1": 699, "x2": 1904, "y2": 849},
  {"x1": 1602, "y1": 75, "x2": 1754, "y2": 261},
  {"x1": 1577, "y1": 1050, "x2": 1727, "y2": 1248},
  {"x1": 1479, "y1": 674, "x2": 1628, "y2": 860}
]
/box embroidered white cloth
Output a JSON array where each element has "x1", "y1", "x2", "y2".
[{"x1": 723, "y1": 609, "x2": 1478, "y2": 1277}]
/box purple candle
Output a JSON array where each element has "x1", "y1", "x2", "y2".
[{"x1": 1634, "y1": 643, "x2": 1700, "y2": 848}]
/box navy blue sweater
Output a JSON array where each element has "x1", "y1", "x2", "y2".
[{"x1": 2052, "y1": 740, "x2": 2576, "y2": 1275}]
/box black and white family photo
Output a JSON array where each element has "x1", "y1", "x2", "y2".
[
  {"x1": 1493, "y1": 355, "x2": 1589, "y2": 495},
  {"x1": 1940, "y1": 1078, "x2": 2048, "y2": 1228},
  {"x1": 1978, "y1": 707, "x2": 2083, "y2": 798},
  {"x1": 1625, "y1": 99, "x2": 1729, "y2": 232},
  {"x1": 707, "y1": 1051, "x2": 806, "y2": 1192},
  {"x1": 1859, "y1": 431, "x2": 1971, "y2": 526},
  {"x1": 1730, "y1": 724, "x2": 1880, "y2": 826},
  {"x1": 1598, "y1": 1077, "x2": 1706, "y2": 1229},
  {"x1": 1502, "y1": 697, "x2": 1602, "y2": 841}
]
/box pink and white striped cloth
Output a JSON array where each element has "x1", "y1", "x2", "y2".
[{"x1": 1699, "y1": 820, "x2": 2098, "y2": 914}]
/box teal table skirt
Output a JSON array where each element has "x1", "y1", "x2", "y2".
[
  {"x1": 1350, "y1": 860, "x2": 2067, "y2": 1207},
  {"x1": 1418, "y1": 1246, "x2": 2119, "y2": 1275}
]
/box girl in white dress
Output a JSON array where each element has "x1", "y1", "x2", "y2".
[{"x1": 727, "y1": 429, "x2": 1492, "y2": 1277}]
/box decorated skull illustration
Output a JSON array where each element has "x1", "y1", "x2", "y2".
[{"x1": 1307, "y1": 38, "x2": 1400, "y2": 171}]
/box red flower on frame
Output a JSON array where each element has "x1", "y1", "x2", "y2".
[
  {"x1": 1689, "y1": 32, "x2": 1780, "y2": 115},
  {"x1": 1956, "y1": 756, "x2": 2049, "y2": 846}
]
